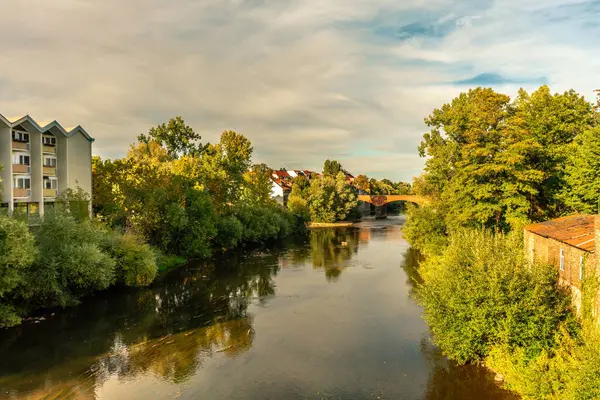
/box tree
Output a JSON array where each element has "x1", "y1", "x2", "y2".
[
  {"x1": 323, "y1": 160, "x2": 343, "y2": 177},
  {"x1": 417, "y1": 85, "x2": 594, "y2": 231},
  {"x1": 241, "y1": 163, "x2": 274, "y2": 205},
  {"x1": 138, "y1": 116, "x2": 203, "y2": 158},
  {"x1": 353, "y1": 174, "x2": 370, "y2": 193},
  {"x1": 307, "y1": 172, "x2": 357, "y2": 223},
  {"x1": 563, "y1": 126, "x2": 600, "y2": 213},
  {"x1": 199, "y1": 131, "x2": 253, "y2": 210}
]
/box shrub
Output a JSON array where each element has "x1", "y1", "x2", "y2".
[
  {"x1": 214, "y1": 215, "x2": 243, "y2": 249},
  {"x1": 403, "y1": 205, "x2": 448, "y2": 257},
  {"x1": 417, "y1": 229, "x2": 575, "y2": 364},
  {"x1": 28, "y1": 209, "x2": 116, "y2": 307},
  {"x1": 106, "y1": 232, "x2": 157, "y2": 287},
  {"x1": 235, "y1": 204, "x2": 292, "y2": 243},
  {"x1": 0, "y1": 215, "x2": 37, "y2": 327}
]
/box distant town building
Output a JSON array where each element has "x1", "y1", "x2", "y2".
[
  {"x1": 524, "y1": 215, "x2": 599, "y2": 315},
  {"x1": 0, "y1": 113, "x2": 94, "y2": 217},
  {"x1": 270, "y1": 168, "x2": 355, "y2": 206}
]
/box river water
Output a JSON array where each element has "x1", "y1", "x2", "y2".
[{"x1": 0, "y1": 217, "x2": 516, "y2": 400}]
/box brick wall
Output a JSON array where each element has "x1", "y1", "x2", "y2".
[{"x1": 524, "y1": 230, "x2": 589, "y2": 312}]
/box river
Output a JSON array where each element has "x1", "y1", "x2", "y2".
[{"x1": 0, "y1": 217, "x2": 516, "y2": 399}]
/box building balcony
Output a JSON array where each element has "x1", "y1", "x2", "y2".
[
  {"x1": 12, "y1": 164, "x2": 30, "y2": 174},
  {"x1": 43, "y1": 166, "x2": 56, "y2": 176},
  {"x1": 13, "y1": 188, "x2": 30, "y2": 198},
  {"x1": 43, "y1": 189, "x2": 58, "y2": 198},
  {"x1": 12, "y1": 141, "x2": 29, "y2": 151},
  {"x1": 43, "y1": 145, "x2": 56, "y2": 154}
]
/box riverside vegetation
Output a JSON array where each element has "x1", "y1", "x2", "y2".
[
  {"x1": 0, "y1": 118, "x2": 405, "y2": 328},
  {"x1": 405, "y1": 85, "x2": 600, "y2": 399}
]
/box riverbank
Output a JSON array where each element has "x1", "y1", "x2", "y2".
[
  {"x1": 403, "y1": 206, "x2": 600, "y2": 399},
  {"x1": 0, "y1": 218, "x2": 515, "y2": 399},
  {"x1": 308, "y1": 221, "x2": 355, "y2": 228}
]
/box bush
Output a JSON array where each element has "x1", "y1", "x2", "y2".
[
  {"x1": 105, "y1": 232, "x2": 157, "y2": 287},
  {"x1": 0, "y1": 215, "x2": 37, "y2": 327},
  {"x1": 417, "y1": 229, "x2": 575, "y2": 364},
  {"x1": 403, "y1": 205, "x2": 448, "y2": 257},
  {"x1": 235, "y1": 204, "x2": 293, "y2": 243},
  {"x1": 29, "y1": 209, "x2": 116, "y2": 307},
  {"x1": 162, "y1": 189, "x2": 217, "y2": 259},
  {"x1": 214, "y1": 215, "x2": 243, "y2": 249}
]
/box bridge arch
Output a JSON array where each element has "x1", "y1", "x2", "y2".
[{"x1": 357, "y1": 195, "x2": 429, "y2": 207}]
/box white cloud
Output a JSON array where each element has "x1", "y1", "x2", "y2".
[{"x1": 0, "y1": 0, "x2": 598, "y2": 181}]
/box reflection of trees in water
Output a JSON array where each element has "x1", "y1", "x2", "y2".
[
  {"x1": 0, "y1": 249, "x2": 281, "y2": 398},
  {"x1": 420, "y1": 338, "x2": 517, "y2": 400},
  {"x1": 309, "y1": 228, "x2": 360, "y2": 282},
  {"x1": 400, "y1": 247, "x2": 424, "y2": 298}
]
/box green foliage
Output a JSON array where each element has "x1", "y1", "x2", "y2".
[
  {"x1": 29, "y1": 209, "x2": 117, "y2": 307},
  {"x1": 307, "y1": 172, "x2": 358, "y2": 223},
  {"x1": 0, "y1": 215, "x2": 37, "y2": 327},
  {"x1": 103, "y1": 231, "x2": 157, "y2": 287},
  {"x1": 402, "y1": 206, "x2": 448, "y2": 257},
  {"x1": 417, "y1": 85, "x2": 594, "y2": 231},
  {"x1": 562, "y1": 126, "x2": 600, "y2": 213},
  {"x1": 323, "y1": 159, "x2": 343, "y2": 177},
  {"x1": 214, "y1": 215, "x2": 243, "y2": 249},
  {"x1": 138, "y1": 116, "x2": 203, "y2": 157},
  {"x1": 161, "y1": 188, "x2": 217, "y2": 259},
  {"x1": 417, "y1": 229, "x2": 575, "y2": 364},
  {"x1": 235, "y1": 204, "x2": 293, "y2": 243}
]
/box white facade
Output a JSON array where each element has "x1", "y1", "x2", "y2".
[{"x1": 0, "y1": 113, "x2": 94, "y2": 216}]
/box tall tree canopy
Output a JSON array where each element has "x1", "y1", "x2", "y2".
[{"x1": 417, "y1": 85, "x2": 594, "y2": 231}]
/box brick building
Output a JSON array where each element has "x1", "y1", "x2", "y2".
[{"x1": 524, "y1": 214, "x2": 598, "y2": 313}]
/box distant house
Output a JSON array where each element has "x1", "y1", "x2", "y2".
[
  {"x1": 271, "y1": 170, "x2": 293, "y2": 206},
  {"x1": 270, "y1": 169, "x2": 319, "y2": 206},
  {"x1": 269, "y1": 168, "x2": 355, "y2": 206},
  {"x1": 524, "y1": 215, "x2": 598, "y2": 314}
]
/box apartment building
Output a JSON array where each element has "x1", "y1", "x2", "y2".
[{"x1": 0, "y1": 113, "x2": 94, "y2": 216}]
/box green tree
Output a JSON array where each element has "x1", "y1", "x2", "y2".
[
  {"x1": 308, "y1": 172, "x2": 357, "y2": 223},
  {"x1": 562, "y1": 126, "x2": 600, "y2": 213},
  {"x1": 323, "y1": 160, "x2": 343, "y2": 177},
  {"x1": 241, "y1": 163, "x2": 274, "y2": 205},
  {"x1": 138, "y1": 116, "x2": 203, "y2": 158}
]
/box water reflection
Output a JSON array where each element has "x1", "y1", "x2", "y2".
[
  {"x1": 308, "y1": 228, "x2": 360, "y2": 282},
  {"x1": 0, "y1": 221, "x2": 515, "y2": 400},
  {"x1": 0, "y1": 251, "x2": 280, "y2": 399}
]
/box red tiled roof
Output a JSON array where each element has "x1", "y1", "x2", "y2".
[
  {"x1": 272, "y1": 170, "x2": 290, "y2": 179},
  {"x1": 525, "y1": 214, "x2": 596, "y2": 252}
]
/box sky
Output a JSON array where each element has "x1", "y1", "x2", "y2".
[{"x1": 1, "y1": 0, "x2": 599, "y2": 181}]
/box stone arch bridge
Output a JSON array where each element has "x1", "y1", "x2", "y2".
[{"x1": 357, "y1": 195, "x2": 429, "y2": 207}]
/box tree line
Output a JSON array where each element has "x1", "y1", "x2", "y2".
[{"x1": 404, "y1": 85, "x2": 600, "y2": 398}]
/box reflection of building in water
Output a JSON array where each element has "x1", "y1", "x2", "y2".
[{"x1": 359, "y1": 229, "x2": 371, "y2": 243}]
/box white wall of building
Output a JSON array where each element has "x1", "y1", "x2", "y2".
[
  {"x1": 0, "y1": 125, "x2": 12, "y2": 206},
  {"x1": 66, "y1": 131, "x2": 93, "y2": 196}
]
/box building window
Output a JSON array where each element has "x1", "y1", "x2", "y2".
[
  {"x1": 580, "y1": 256, "x2": 584, "y2": 280},
  {"x1": 560, "y1": 249, "x2": 565, "y2": 271},
  {"x1": 12, "y1": 131, "x2": 29, "y2": 142},
  {"x1": 44, "y1": 157, "x2": 57, "y2": 167},
  {"x1": 44, "y1": 178, "x2": 58, "y2": 190},
  {"x1": 13, "y1": 154, "x2": 30, "y2": 165},
  {"x1": 42, "y1": 136, "x2": 57, "y2": 146},
  {"x1": 13, "y1": 177, "x2": 31, "y2": 189}
]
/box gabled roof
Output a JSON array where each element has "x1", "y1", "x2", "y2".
[
  {"x1": 525, "y1": 214, "x2": 596, "y2": 252},
  {"x1": 0, "y1": 113, "x2": 94, "y2": 142}
]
